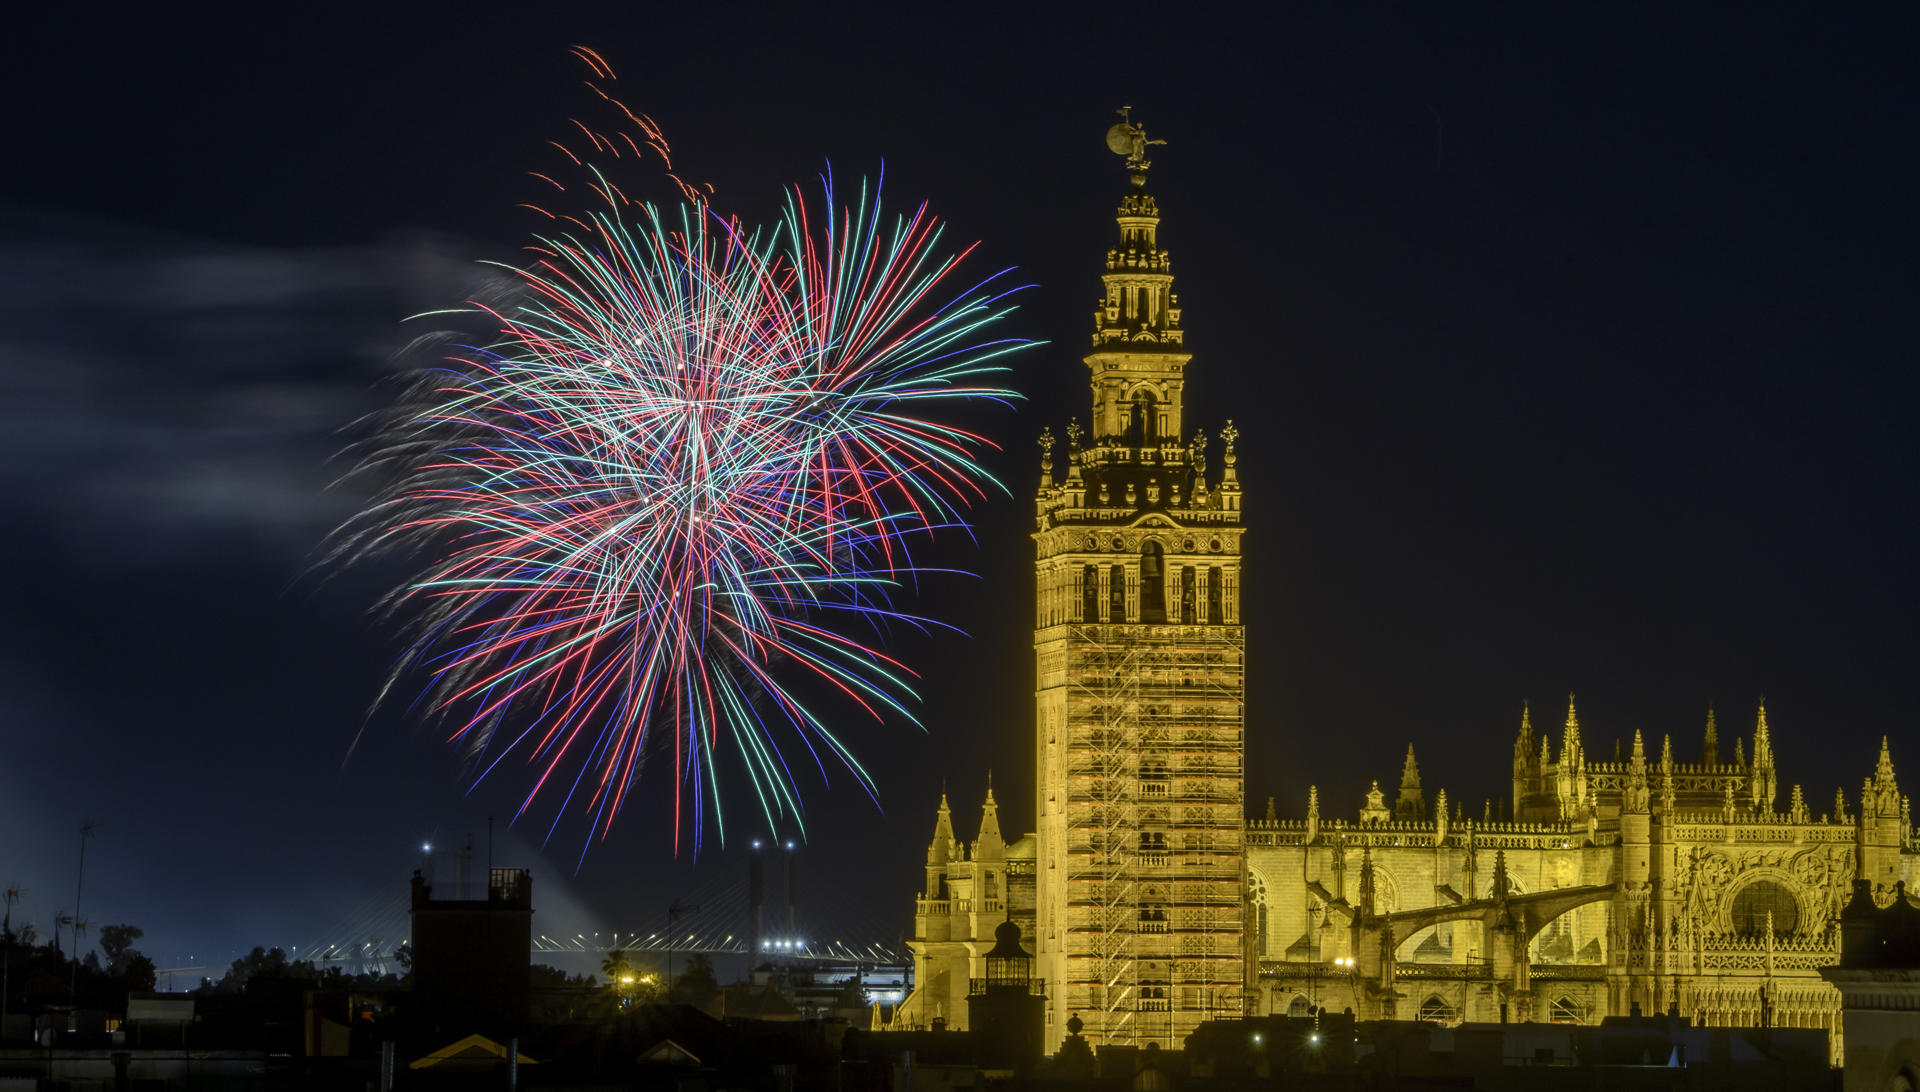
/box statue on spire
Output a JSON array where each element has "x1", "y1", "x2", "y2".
[{"x1": 1105, "y1": 105, "x2": 1166, "y2": 185}]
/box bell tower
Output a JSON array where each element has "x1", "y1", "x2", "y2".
[{"x1": 1031, "y1": 109, "x2": 1248, "y2": 1049}]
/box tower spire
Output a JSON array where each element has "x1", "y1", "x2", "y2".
[
  {"x1": 1750, "y1": 699, "x2": 1777, "y2": 810},
  {"x1": 1704, "y1": 702, "x2": 1719, "y2": 765},
  {"x1": 929, "y1": 791, "x2": 955, "y2": 859},
  {"x1": 925, "y1": 791, "x2": 955, "y2": 897},
  {"x1": 976, "y1": 774, "x2": 1005, "y2": 860},
  {"x1": 1395, "y1": 744, "x2": 1425, "y2": 822},
  {"x1": 1026, "y1": 116, "x2": 1250, "y2": 1045},
  {"x1": 1087, "y1": 108, "x2": 1187, "y2": 452},
  {"x1": 1563, "y1": 694, "x2": 1582, "y2": 764}
]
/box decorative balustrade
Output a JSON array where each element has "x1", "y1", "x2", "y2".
[
  {"x1": 916, "y1": 897, "x2": 1005, "y2": 916},
  {"x1": 967, "y1": 977, "x2": 1047, "y2": 997}
]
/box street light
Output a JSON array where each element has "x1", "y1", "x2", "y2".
[{"x1": 1332, "y1": 956, "x2": 1357, "y2": 1020}]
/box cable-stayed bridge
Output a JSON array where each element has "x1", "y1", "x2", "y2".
[{"x1": 160, "y1": 844, "x2": 909, "y2": 986}]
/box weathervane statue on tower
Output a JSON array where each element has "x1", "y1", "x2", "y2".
[{"x1": 1105, "y1": 105, "x2": 1166, "y2": 186}]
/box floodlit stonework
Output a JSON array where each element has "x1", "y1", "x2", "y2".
[
  {"x1": 1249, "y1": 702, "x2": 1913, "y2": 1064},
  {"x1": 897, "y1": 118, "x2": 1919, "y2": 1064}
]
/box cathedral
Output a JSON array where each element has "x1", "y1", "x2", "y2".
[{"x1": 895, "y1": 115, "x2": 1916, "y2": 1064}]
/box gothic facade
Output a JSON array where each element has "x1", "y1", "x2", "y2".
[
  {"x1": 898, "y1": 119, "x2": 1918, "y2": 1063},
  {"x1": 1247, "y1": 700, "x2": 1912, "y2": 1064}
]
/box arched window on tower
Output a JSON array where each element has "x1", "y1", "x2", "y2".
[
  {"x1": 1082, "y1": 565, "x2": 1098, "y2": 624},
  {"x1": 1109, "y1": 564, "x2": 1126, "y2": 621},
  {"x1": 1139, "y1": 543, "x2": 1165, "y2": 623},
  {"x1": 1128, "y1": 390, "x2": 1157, "y2": 448},
  {"x1": 1179, "y1": 566, "x2": 1196, "y2": 624},
  {"x1": 1207, "y1": 566, "x2": 1224, "y2": 624}
]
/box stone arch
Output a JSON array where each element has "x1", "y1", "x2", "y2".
[
  {"x1": 1395, "y1": 921, "x2": 1454, "y2": 964},
  {"x1": 1246, "y1": 870, "x2": 1270, "y2": 959},
  {"x1": 1721, "y1": 868, "x2": 1811, "y2": 937},
  {"x1": 1367, "y1": 864, "x2": 1399, "y2": 915},
  {"x1": 1417, "y1": 994, "x2": 1455, "y2": 1023},
  {"x1": 1126, "y1": 387, "x2": 1159, "y2": 447}
]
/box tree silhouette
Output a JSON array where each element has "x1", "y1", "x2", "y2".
[
  {"x1": 98, "y1": 925, "x2": 143, "y2": 973},
  {"x1": 669, "y1": 953, "x2": 719, "y2": 1005},
  {"x1": 122, "y1": 953, "x2": 157, "y2": 994},
  {"x1": 600, "y1": 951, "x2": 632, "y2": 982}
]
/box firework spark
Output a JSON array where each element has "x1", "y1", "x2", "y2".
[{"x1": 339, "y1": 94, "x2": 1026, "y2": 854}]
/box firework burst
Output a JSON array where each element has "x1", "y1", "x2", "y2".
[{"x1": 339, "y1": 72, "x2": 1026, "y2": 854}]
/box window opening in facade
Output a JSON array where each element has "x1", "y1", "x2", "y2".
[
  {"x1": 1140, "y1": 543, "x2": 1166, "y2": 623},
  {"x1": 1729, "y1": 880, "x2": 1800, "y2": 937}
]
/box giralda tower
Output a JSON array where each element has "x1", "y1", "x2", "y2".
[{"x1": 1031, "y1": 111, "x2": 1247, "y2": 1048}]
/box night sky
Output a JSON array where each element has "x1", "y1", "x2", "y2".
[{"x1": 4, "y1": 6, "x2": 1915, "y2": 978}]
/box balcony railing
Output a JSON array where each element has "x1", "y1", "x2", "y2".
[{"x1": 968, "y1": 978, "x2": 1047, "y2": 997}]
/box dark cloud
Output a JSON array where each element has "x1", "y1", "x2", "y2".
[{"x1": 0, "y1": 208, "x2": 498, "y2": 561}]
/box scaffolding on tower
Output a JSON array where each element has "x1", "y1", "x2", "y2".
[
  {"x1": 1067, "y1": 622, "x2": 1141, "y2": 1044},
  {"x1": 1064, "y1": 618, "x2": 1246, "y2": 1046}
]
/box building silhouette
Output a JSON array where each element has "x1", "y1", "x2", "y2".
[{"x1": 409, "y1": 865, "x2": 533, "y2": 1037}]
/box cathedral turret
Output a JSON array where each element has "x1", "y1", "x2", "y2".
[
  {"x1": 1395, "y1": 745, "x2": 1425, "y2": 821},
  {"x1": 1360, "y1": 780, "x2": 1390, "y2": 825},
  {"x1": 1556, "y1": 694, "x2": 1587, "y2": 817},
  {"x1": 1512, "y1": 702, "x2": 1534, "y2": 814},
  {"x1": 1563, "y1": 694, "x2": 1583, "y2": 767},
  {"x1": 1703, "y1": 703, "x2": 1719, "y2": 766},
  {"x1": 926, "y1": 792, "x2": 956, "y2": 897},
  {"x1": 1873, "y1": 736, "x2": 1899, "y2": 809},
  {"x1": 1658, "y1": 734, "x2": 1677, "y2": 815},
  {"x1": 1624, "y1": 729, "x2": 1650, "y2": 815},
  {"x1": 1750, "y1": 699, "x2": 1777, "y2": 810},
  {"x1": 1857, "y1": 738, "x2": 1904, "y2": 898},
  {"x1": 1621, "y1": 729, "x2": 1652, "y2": 936},
  {"x1": 976, "y1": 777, "x2": 1006, "y2": 862}
]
